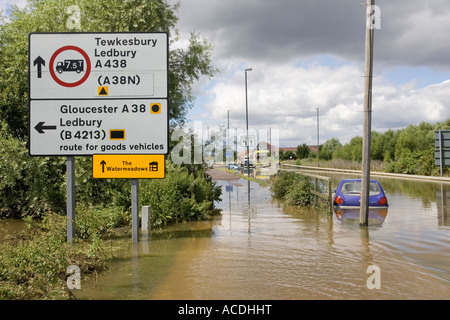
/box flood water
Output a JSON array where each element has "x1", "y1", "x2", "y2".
[{"x1": 73, "y1": 170, "x2": 449, "y2": 300}]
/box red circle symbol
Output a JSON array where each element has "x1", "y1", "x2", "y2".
[{"x1": 49, "y1": 46, "x2": 91, "y2": 87}]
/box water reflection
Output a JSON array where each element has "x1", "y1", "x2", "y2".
[
  {"x1": 436, "y1": 183, "x2": 450, "y2": 227},
  {"x1": 334, "y1": 208, "x2": 388, "y2": 226}
]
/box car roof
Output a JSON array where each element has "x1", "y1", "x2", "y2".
[{"x1": 338, "y1": 179, "x2": 380, "y2": 184}]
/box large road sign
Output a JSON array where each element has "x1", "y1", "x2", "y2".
[
  {"x1": 28, "y1": 32, "x2": 169, "y2": 156},
  {"x1": 435, "y1": 130, "x2": 450, "y2": 167},
  {"x1": 29, "y1": 32, "x2": 168, "y2": 99},
  {"x1": 92, "y1": 154, "x2": 165, "y2": 179},
  {"x1": 30, "y1": 99, "x2": 168, "y2": 156},
  {"x1": 435, "y1": 130, "x2": 450, "y2": 149},
  {"x1": 435, "y1": 149, "x2": 450, "y2": 167}
]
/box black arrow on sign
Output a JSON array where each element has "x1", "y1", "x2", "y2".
[
  {"x1": 100, "y1": 160, "x2": 107, "y2": 173},
  {"x1": 33, "y1": 56, "x2": 45, "y2": 79},
  {"x1": 34, "y1": 122, "x2": 56, "y2": 134}
]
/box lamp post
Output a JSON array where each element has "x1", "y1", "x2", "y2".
[
  {"x1": 227, "y1": 109, "x2": 231, "y2": 163},
  {"x1": 245, "y1": 68, "x2": 252, "y2": 176},
  {"x1": 315, "y1": 107, "x2": 319, "y2": 167}
]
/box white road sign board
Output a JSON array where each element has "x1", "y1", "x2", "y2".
[
  {"x1": 30, "y1": 99, "x2": 168, "y2": 156},
  {"x1": 29, "y1": 32, "x2": 168, "y2": 99},
  {"x1": 29, "y1": 32, "x2": 169, "y2": 156}
]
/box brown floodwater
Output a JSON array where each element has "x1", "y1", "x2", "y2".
[{"x1": 73, "y1": 172, "x2": 449, "y2": 300}]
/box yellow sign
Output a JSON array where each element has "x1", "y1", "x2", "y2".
[
  {"x1": 98, "y1": 86, "x2": 108, "y2": 96},
  {"x1": 93, "y1": 154, "x2": 165, "y2": 179},
  {"x1": 150, "y1": 103, "x2": 161, "y2": 114}
]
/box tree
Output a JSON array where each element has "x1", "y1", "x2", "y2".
[
  {"x1": 371, "y1": 129, "x2": 399, "y2": 162},
  {"x1": 295, "y1": 143, "x2": 310, "y2": 159},
  {"x1": 0, "y1": 0, "x2": 217, "y2": 217},
  {"x1": 0, "y1": 0, "x2": 217, "y2": 139},
  {"x1": 283, "y1": 150, "x2": 296, "y2": 160},
  {"x1": 395, "y1": 122, "x2": 434, "y2": 159},
  {"x1": 319, "y1": 138, "x2": 342, "y2": 160},
  {"x1": 333, "y1": 136, "x2": 362, "y2": 161}
]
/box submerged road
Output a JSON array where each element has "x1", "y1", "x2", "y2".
[
  {"x1": 77, "y1": 167, "x2": 450, "y2": 300},
  {"x1": 206, "y1": 168, "x2": 241, "y2": 181}
]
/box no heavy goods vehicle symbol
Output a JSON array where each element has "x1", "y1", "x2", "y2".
[{"x1": 49, "y1": 46, "x2": 91, "y2": 87}]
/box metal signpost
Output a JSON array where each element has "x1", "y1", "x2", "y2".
[
  {"x1": 29, "y1": 32, "x2": 169, "y2": 243},
  {"x1": 435, "y1": 130, "x2": 450, "y2": 176}
]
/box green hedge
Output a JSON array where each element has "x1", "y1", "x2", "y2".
[
  {"x1": 140, "y1": 162, "x2": 222, "y2": 227},
  {"x1": 270, "y1": 171, "x2": 312, "y2": 206}
]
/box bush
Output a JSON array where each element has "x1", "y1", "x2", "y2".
[
  {"x1": 75, "y1": 205, "x2": 131, "y2": 239},
  {"x1": 140, "y1": 161, "x2": 222, "y2": 227},
  {"x1": 271, "y1": 171, "x2": 312, "y2": 205},
  {"x1": 0, "y1": 122, "x2": 66, "y2": 218},
  {"x1": 385, "y1": 149, "x2": 438, "y2": 176},
  {"x1": 284, "y1": 179, "x2": 312, "y2": 206},
  {"x1": 270, "y1": 171, "x2": 298, "y2": 199}
]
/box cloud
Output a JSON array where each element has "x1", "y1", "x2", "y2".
[
  {"x1": 176, "y1": 0, "x2": 450, "y2": 69},
  {"x1": 193, "y1": 57, "x2": 450, "y2": 146},
  {"x1": 176, "y1": 0, "x2": 365, "y2": 64},
  {"x1": 173, "y1": 0, "x2": 450, "y2": 147}
]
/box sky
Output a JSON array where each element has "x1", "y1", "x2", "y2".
[
  {"x1": 2, "y1": 0, "x2": 450, "y2": 148},
  {"x1": 171, "y1": 0, "x2": 450, "y2": 147}
]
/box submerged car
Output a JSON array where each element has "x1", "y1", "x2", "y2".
[
  {"x1": 227, "y1": 163, "x2": 240, "y2": 170},
  {"x1": 333, "y1": 179, "x2": 388, "y2": 209},
  {"x1": 241, "y1": 159, "x2": 255, "y2": 168}
]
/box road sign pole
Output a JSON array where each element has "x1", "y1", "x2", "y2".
[
  {"x1": 131, "y1": 178, "x2": 139, "y2": 243},
  {"x1": 66, "y1": 156, "x2": 76, "y2": 243}
]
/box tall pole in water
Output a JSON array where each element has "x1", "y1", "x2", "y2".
[
  {"x1": 315, "y1": 107, "x2": 319, "y2": 167},
  {"x1": 360, "y1": 0, "x2": 375, "y2": 226},
  {"x1": 245, "y1": 68, "x2": 252, "y2": 176}
]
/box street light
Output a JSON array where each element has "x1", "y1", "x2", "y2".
[
  {"x1": 227, "y1": 109, "x2": 231, "y2": 162},
  {"x1": 315, "y1": 107, "x2": 319, "y2": 167},
  {"x1": 245, "y1": 68, "x2": 252, "y2": 176}
]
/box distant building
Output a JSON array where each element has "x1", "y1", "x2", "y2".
[
  {"x1": 236, "y1": 142, "x2": 318, "y2": 162},
  {"x1": 279, "y1": 145, "x2": 319, "y2": 154},
  {"x1": 237, "y1": 141, "x2": 279, "y2": 162}
]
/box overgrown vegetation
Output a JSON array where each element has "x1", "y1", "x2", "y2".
[
  {"x1": 0, "y1": 208, "x2": 122, "y2": 299},
  {"x1": 270, "y1": 171, "x2": 312, "y2": 206},
  {"x1": 283, "y1": 119, "x2": 450, "y2": 177},
  {"x1": 140, "y1": 162, "x2": 222, "y2": 227}
]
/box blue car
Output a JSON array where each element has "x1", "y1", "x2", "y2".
[{"x1": 333, "y1": 179, "x2": 388, "y2": 209}]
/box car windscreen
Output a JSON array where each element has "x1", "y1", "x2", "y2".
[{"x1": 340, "y1": 181, "x2": 380, "y2": 196}]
